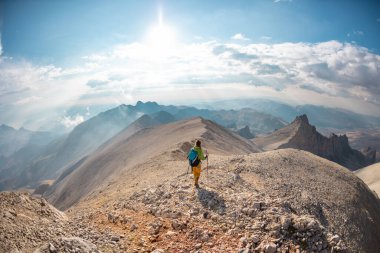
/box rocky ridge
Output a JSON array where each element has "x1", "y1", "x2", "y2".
[
  {"x1": 253, "y1": 115, "x2": 375, "y2": 170},
  {"x1": 46, "y1": 117, "x2": 260, "y2": 210}
]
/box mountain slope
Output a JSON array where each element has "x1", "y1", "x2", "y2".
[
  {"x1": 355, "y1": 162, "x2": 380, "y2": 197},
  {"x1": 94, "y1": 111, "x2": 178, "y2": 154},
  {"x1": 0, "y1": 105, "x2": 147, "y2": 191},
  {"x1": 253, "y1": 115, "x2": 374, "y2": 170},
  {"x1": 46, "y1": 117, "x2": 260, "y2": 210}
]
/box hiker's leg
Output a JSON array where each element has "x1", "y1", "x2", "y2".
[
  {"x1": 194, "y1": 164, "x2": 201, "y2": 185},
  {"x1": 192, "y1": 167, "x2": 197, "y2": 184}
]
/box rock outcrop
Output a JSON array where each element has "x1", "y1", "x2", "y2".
[
  {"x1": 253, "y1": 115, "x2": 375, "y2": 170},
  {"x1": 0, "y1": 192, "x2": 123, "y2": 253},
  {"x1": 0, "y1": 191, "x2": 70, "y2": 252},
  {"x1": 360, "y1": 147, "x2": 377, "y2": 164},
  {"x1": 236, "y1": 125, "x2": 255, "y2": 139}
]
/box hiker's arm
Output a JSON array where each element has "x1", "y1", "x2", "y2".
[{"x1": 199, "y1": 149, "x2": 206, "y2": 160}]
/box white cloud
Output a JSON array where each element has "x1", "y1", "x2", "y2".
[
  {"x1": 60, "y1": 114, "x2": 85, "y2": 128},
  {"x1": 231, "y1": 33, "x2": 250, "y2": 41},
  {"x1": 274, "y1": 0, "x2": 293, "y2": 3},
  {"x1": 0, "y1": 56, "x2": 90, "y2": 130},
  {"x1": 347, "y1": 30, "x2": 364, "y2": 37},
  {"x1": 13, "y1": 96, "x2": 42, "y2": 105},
  {"x1": 61, "y1": 39, "x2": 380, "y2": 113},
  {"x1": 1, "y1": 38, "x2": 380, "y2": 130}
]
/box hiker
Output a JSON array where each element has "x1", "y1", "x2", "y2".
[{"x1": 188, "y1": 140, "x2": 208, "y2": 188}]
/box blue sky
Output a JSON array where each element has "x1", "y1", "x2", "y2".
[
  {"x1": 2, "y1": 0, "x2": 380, "y2": 63},
  {"x1": 0, "y1": 0, "x2": 380, "y2": 130}
]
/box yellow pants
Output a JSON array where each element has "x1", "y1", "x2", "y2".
[{"x1": 192, "y1": 164, "x2": 202, "y2": 185}]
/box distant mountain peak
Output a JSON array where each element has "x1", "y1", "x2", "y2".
[
  {"x1": 135, "y1": 100, "x2": 159, "y2": 107},
  {"x1": 151, "y1": 111, "x2": 176, "y2": 124},
  {"x1": 0, "y1": 124, "x2": 15, "y2": 131},
  {"x1": 293, "y1": 114, "x2": 309, "y2": 125},
  {"x1": 134, "y1": 101, "x2": 161, "y2": 113},
  {"x1": 237, "y1": 125, "x2": 255, "y2": 139}
]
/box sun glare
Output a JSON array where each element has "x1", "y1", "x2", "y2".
[
  {"x1": 146, "y1": 24, "x2": 177, "y2": 58},
  {"x1": 145, "y1": 9, "x2": 177, "y2": 59}
]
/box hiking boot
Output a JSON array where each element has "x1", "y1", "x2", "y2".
[{"x1": 195, "y1": 183, "x2": 200, "y2": 188}]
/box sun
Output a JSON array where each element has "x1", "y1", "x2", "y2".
[
  {"x1": 147, "y1": 24, "x2": 176, "y2": 49},
  {"x1": 145, "y1": 10, "x2": 177, "y2": 58}
]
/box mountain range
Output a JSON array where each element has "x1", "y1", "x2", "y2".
[
  {"x1": 1, "y1": 101, "x2": 377, "y2": 192},
  {"x1": 206, "y1": 98, "x2": 380, "y2": 130},
  {"x1": 0, "y1": 102, "x2": 284, "y2": 191},
  {"x1": 0, "y1": 124, "x2": 57, "y2": 157}
]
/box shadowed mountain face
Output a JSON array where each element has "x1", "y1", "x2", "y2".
[
  {"x1": 322, "y1": 129, "x2": 380, "y2": 163},
  {"x1": 253, "y1": 115, "x2": 375, "y2": 170},
  {"x1": 45, "y1": 117, "x2": 260, "y2": 210}
]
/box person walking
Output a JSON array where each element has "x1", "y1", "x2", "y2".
[{"x1": 188, "y1": 140, "x2": 208, "y2": 188}]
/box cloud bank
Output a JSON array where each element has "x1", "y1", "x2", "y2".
[{"x1": 0, "y1": 39, "x2": 379, "y2": 130}]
